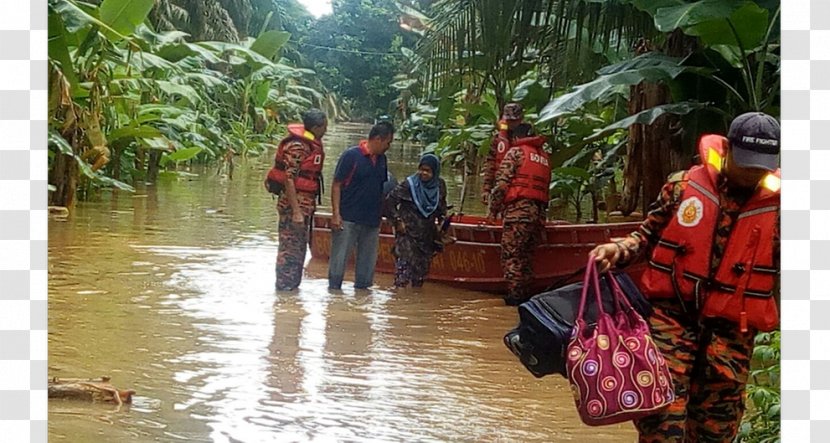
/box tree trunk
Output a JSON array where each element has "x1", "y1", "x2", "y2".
[
  {"x1": 590, "y1": 190, "x2": 598, "y2": 223},
  {"x1": 147, "y1": 150, "x2": 162, "y2": 183},
  {"x1": 620, "y1": 31, "x2": 697, "y2": 215},
  {"x1": 111, "y1": 146, "x2": 121, "y2": 181},
  {"x1": 135, "y1": 146, "x2": 146, "y2": 175},
  {"x1": 48, "y1": 151, "x2": 79, "y2": 209}
]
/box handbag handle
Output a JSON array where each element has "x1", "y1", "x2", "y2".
[
  {"x1": 605, "y1": 271, "x2": 634, "y2": 312},
  {"x1": 576, "y1": 258, "x2": 636, "y2": 327},
  {"x1": 575, "y1": 257, "x2": 607, "y2": 325}
]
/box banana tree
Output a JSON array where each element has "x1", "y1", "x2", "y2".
[
  {"x1": 49, "y1": 0, "x2": 324, "y2": 209},
  {"x1": 48, "y1": 0, "x2": 155, "y2": 207},
  {"x1": 412, "y1": 0, "x2": 656, "y2": 111},
  {"x1": 534, "y1": 0, "x2": 779, "y2": 214}
]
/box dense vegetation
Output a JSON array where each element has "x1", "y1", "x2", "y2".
[
  {"x1": 397, "y1": 0, "x2": 780, "y2": 219},
  {"x1": 302, "y1": 0, "x2": 418, "y2": 120},
  {"x1": 47, "y1": 2, "x2": 780, "y2": 439},
  {"x1": 47, "y1": 0, "x2": 412, "y2": 208}
]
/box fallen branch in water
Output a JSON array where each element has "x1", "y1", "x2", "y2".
[{"x1": 48, "y1": 376, "x2": 135, "y2": 405}]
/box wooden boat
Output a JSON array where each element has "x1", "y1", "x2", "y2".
[{"x1": 309, "y1": 212, "x2": 645, "y2": 293}]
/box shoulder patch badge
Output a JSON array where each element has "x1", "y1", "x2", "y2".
[{"x1": 678, "y1": 197, "x2": 703, "y2": 227}]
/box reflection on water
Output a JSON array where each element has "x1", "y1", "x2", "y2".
[{"x1": 48, "y1": 123, "x2": 635, "y2": 441}]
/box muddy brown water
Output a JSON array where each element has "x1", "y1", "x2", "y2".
[{"x1": 48, "y1": 123, "x2": 636, "y2": 442}]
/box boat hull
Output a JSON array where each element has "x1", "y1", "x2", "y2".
[{"x1": 309, "y1": 213, "x2": 644, "y2": 293}]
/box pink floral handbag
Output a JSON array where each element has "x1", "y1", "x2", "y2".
[{"x1": 566, "y1": 259, "x2": 675, "y2": 426}]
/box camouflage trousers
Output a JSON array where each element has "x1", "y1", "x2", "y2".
[
  {"x1": 275, "y1": 210, "x2": 310, "y2": 291},
  {"x1": 392, "y1": 233, "x2": 435, "y2": 288},
  {"x1": 394, "y1": 257, "x2": 431, "y2": 288},
  {"x1": 500, "y1": 220, "x2": 541, "y2": 304},
  {"x1": 635, "y1": 302, "x2": 755, "y2": 443}
]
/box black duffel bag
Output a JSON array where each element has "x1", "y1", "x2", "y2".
[{"x1": 503, "y1": 270, "x2": 652, "y2": 378}]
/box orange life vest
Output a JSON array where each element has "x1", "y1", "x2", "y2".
[
  {"x1": 493, "y1": 120, "x2": 511, "y2": 167},
  {"x1": 639, "y1": 134, "x2": 781, "y2": 331},
  {"x1": 264, "y1": 124, "x2": 324, "y2": 195},
  {"x1": 504, "y1": 136, "x2": 551, "y2": 204}
]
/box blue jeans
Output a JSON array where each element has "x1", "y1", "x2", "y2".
[{"x1": 328, "y1": 221, "x2": 380, "y2": 289}]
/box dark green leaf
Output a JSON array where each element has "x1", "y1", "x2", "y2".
[
  {"x1": 539, "y1": 53, "x2": 711, "y2": 122},
  {"x1": 687, "y1": 3, "x2": 769, "y2": 50},
  {"x1": 48, "y1": 9, "x2": 79, "y2": 90},
  {"x1": 653, "y1": 0, "x2": 743, "y2": 33},
  {"x1": 582, "y1": 102, "x2": 709, "y2": 144},
  {"x1": 48, "y1": 129, "x2": 75, "y2": 156},
  {"x1": 94, "y1": 174, "x2": 136, "y2": 191},
  {"x1": 553, "y1": 167, "x2": 592, "y2": 180},
  {"x1": 157, "y1": 42, "x2": 222, "y2": 64}
]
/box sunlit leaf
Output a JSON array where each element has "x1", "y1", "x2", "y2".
[
  {"x1": 163, "y1": 147, "x2": 203, "y2": 164},
  {"x1": 156, "y1": 81, "x2": 201, "y2": 106},
  {"x1": 99, "y1": 0, "x2": 155, "y2": 37},
  {"x1": 52, "y1": 0, "x2": 129, "y2": 41},
  {"x1": 139, "y1": 137, "x2": 170, "y2": 150},
  {"x1": 108, "y1": 125, "x2": 162, "y2": 142},
  {"x1": 250, "y1": 30, "x2": 291, "y2": 60}
]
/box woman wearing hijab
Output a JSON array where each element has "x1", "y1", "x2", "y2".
[{"x1": 385, "y1": 153, "x2": 448, "y2": 288}]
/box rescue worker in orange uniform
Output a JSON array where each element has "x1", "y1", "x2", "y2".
[
  {"x1": 271, "y1": 109, "x2": 328, "y2": 291},
  {"x1": 489, "y1": 125, "x2": 551, "y2": 305},
  {"x1": 480, "y1": 102, "x2": 532, "y2": 207},
  {"x1": 590, "y1": 112, "x2": 781, "y2": 442}
]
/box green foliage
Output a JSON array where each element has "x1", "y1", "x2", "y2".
[
  {"x1": 644, "y1": 0, "x2": 779, "y2": 113},
  {"x1": 49, "y1": 129, "x2": 136, "y2": 192},
  {"x1": 48, "y1": 0, "x2": 321, "y2": 205},
  {"x1": 250, "y1": 30, "x2": 291, "y2": 59},
  {"x1": 580, "y1": 101, "x2": 710, "y2": 147},
  {"x1": 401, "y1": 0, "x2": 779, "y2": 224},
  {"x1": 99, "y1": 0, "x2": 156, "y2": 37},
  {"x1": 547, "y1": 108, "x2": 628, "y2": 221},
  {"x1": 538, "y1": 53, "x2": 711, "y2": 123},
  {"x1": 738, "y1": 331, "x2": 781, "y2": 443},
  {"x1": 416, "y1": 0, "x2": 656, "y2": 107},
  {"x1": 301, "y1": 0, "x2": 415, "y2": 119}
]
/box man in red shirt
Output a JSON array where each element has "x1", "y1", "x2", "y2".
[{"x1": 328, "y1": 121, "x2": 395, "y2": 290}]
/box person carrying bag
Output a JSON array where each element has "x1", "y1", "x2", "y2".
[
  {"x1": 566, "y1": 257, "x2": 675, "y2": 426},
  {"x1": 503, "y1": 268, "x2": 652, "y2": 378}
]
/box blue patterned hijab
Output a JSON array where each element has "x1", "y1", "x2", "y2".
[{"x1": 407, "y1": 153, "x2": 441, "y2": 217}]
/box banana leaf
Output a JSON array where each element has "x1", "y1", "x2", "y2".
[
  {"x1": 99, "y1": 0, "x2": 154, "y2": 38},
  {"x1": 161, "y1": 147, "x2": 203, "y2": 166},
  {"x1": 48, "y1": 129, "x2": 135, "y2": 192},
  {"x1": 48, "y1": 9, "x2": 79, "y2": 90},
  {"x1": 250, "y1": 30, "x2": 291, "y2": 60},
  {"x1": 539, "y1": 53, "x2": 711, "y2": 122},
  {"x1": 580, "y1": 101, "x2": 710, "y2": 146}
]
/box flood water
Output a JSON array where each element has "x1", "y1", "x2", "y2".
[{"x1": 48, "y1": 123, "x2": 636, "y2": 442}]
